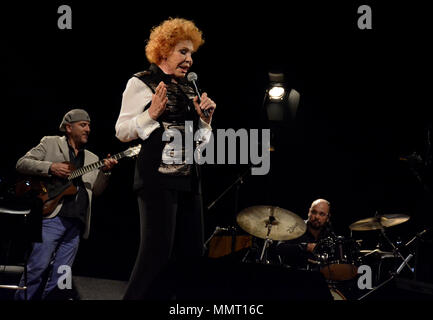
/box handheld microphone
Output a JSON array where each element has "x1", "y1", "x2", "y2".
[{"x1": 187, "y1": 72, "x2": 211, "y2": 117}]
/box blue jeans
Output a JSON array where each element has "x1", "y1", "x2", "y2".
[{"x1": 15, "y1": 216, "x2": 82, "y2": 300}]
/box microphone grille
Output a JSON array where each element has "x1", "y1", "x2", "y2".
[{"x1": 187, "y1": 72, "x2": 198, "y2": 82}]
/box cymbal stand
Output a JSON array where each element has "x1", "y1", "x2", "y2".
[
  {"x1": 203, "y1": 227, "x2": 232, "y2": 251},
  {"x1": 358, "y1": 253, "x2": 414, "y2": 300},
  {"x1": 379, "y1": 225, "x2": 414, "y2": 274},
  {"x1": 259, "y1": 216, "x2": 275, "y2": 263},
  {"x1": 358, "y1": 221, "x2": 415, "y2": 301},
  {"x1": 241, "y1": 237, "x2": 259, "y2": 263},
  {"x1": 405, "y1": 229, "x2": 428, "y2": 248}
]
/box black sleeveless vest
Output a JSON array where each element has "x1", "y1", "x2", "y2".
[{"x1": 132, "y1": 64, "x2": 200, "y2": 193}]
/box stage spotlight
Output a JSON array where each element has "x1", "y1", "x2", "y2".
[
  {"x1": 264, "y1": 72, "x2": 300, "y2": 122},
  {"x1": 267, "y1": 72, "x2": 286, "y2": 99},
  {"x1": 268, "y1": 86, "x2": 285, "y2": 101}
]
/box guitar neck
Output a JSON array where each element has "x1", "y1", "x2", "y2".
[{"x1": 68, "y1": 151, "x2": 126, "y2": 180}]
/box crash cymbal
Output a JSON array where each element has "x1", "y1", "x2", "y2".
[
  {"x1": 236, "y1": 205, "x2": 306, "y2": 240},
  {"x1": 349, "y1": 214, "x2": 410, "y2": 231}
]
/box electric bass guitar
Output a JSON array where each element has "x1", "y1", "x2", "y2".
[{"x1": 15, "y1": 145, "x2": 141, "y2": 216}]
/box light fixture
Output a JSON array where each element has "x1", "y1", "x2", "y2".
[
  {"x1": 268, "y1": 86, "x2": 285, "y2": 101},
  {"x1": 265, "y1": 72, "x2": 287, "y2": 121},
  {"x1": 263, "y1": 71, "x2": 300, "y2": 123},
  {"x1": 267, "y1": 72, "x2": 286, "y2": 100}
]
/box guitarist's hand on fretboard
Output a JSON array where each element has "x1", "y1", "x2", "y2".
[
  {"x1": 101, "y1": 154, "x2": 118, "y2": 172},
  {"x1": 49, "y1": 162, "x2": 72, "y2": 178}
]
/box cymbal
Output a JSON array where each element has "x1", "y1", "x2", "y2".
[
  {"x1": 236, "y1": 205, "x2": 306, "y2": 240},
  {"x1": 349, "y1": 214, "x2": 410, "y2": 231},
  {"x1": 360, "y1": 249, "x2": 394, "y2": 257}
]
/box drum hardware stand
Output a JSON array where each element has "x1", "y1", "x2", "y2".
[
  {"x1": 241, "y1": 214, "x2": 275, "y2": 264},
  {"x1": 203, "y1": 226, "x2": 235, "y2": 251},
  {"x1": 358, "y1": 220, "x2": 415, "y2": 301},
  {"x1": 405, "y1": 229, "x2": 428, "y2": 248},
  {"x1": 358, "y1": 253, "x2": 414, "y2": 300},
  {"x1": 378, "y1": 224, "x2": 414, "y2": 274},
  {"x1": 259, "y1": 214, "x2": 275, "y2": 263},
  {"x1": 241, "y1": 240, "x2": 258, "y2": 263}
]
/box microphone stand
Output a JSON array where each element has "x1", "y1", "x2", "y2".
[
  {"x1": 204, "y1": 165, "x2": 253, "y2": 252},
  {"x1": 206, "y1": 165, "x2": 252, "y2": 211}
]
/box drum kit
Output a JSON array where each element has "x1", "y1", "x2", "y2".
[{"x1": 217, "y1": 205, "x2": 417, "y2": 300}]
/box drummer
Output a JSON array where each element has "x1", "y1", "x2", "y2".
[{"x1": 273, "y1": 199, "x2": 334, "y2": 269}]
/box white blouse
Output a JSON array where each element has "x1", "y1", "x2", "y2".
[{"x1": 115, "y1": 77, "x2": 212, "y2": 143}]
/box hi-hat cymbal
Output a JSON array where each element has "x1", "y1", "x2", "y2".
[
  {"x1": 349, "y1": 214, "x2": 410, "y2": 231},
  {"x1": 236, "y1": 205, "x2": 306, "y2": 240}
]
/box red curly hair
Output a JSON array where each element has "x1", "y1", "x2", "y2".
[{"x1": 145, "y1": 18, "x2": 205, "y2": 65}]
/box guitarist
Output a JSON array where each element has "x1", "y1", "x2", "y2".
[{"x1": 14, "y1": 109, "x2": 117, "y2": 300}]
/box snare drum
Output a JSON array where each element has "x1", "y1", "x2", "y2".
[{"x1": 314, "y1": 236, "x2": 360, "y2": 281}]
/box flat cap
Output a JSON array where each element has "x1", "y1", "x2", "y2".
[{"x1": 59, "y1": 109, "x2": 91, "y2": 132}]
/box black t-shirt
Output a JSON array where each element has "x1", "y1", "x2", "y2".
[
  {"x1": 273, "y1": 221, "x2": 332, "y2": 268},
  {"x1": 57, "y1": 144, "x2": 89, "y2": 222}
]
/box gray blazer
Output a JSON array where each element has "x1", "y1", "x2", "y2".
[{"x1": 16, "y1": 135, "x2": 110, "y2": 239}]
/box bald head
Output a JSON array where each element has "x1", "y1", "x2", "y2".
[
  {"x1": 311, "y1": 199, "x2": 331, "y2": 211},
  {"x1": 307, "y1": 199, "x2": 331, "y2": 230}
]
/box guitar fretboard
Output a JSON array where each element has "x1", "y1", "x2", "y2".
[{"x1": 68, "y1": 151, "x2": 126, "y2": 180}]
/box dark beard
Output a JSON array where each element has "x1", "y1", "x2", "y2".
[{"x1": 308, "y1": 221, "x2": 322, "y2": 231}]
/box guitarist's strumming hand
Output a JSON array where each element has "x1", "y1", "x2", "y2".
[
  {"x1": 49, "y1": 162, "x2": 72, "y2": 178},
  {"x1": 101, "y1": 154, "x2": 118, "y2": 172}
]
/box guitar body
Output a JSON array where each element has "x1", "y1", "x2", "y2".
[
  {"x1": 41, "y1": 183, "x2": 77, "y2": 216},
  {"x1": 16, "y1": 174, "x2": 78, "y2": 216}
]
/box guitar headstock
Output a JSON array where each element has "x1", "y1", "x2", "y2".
[{"x1": 124, "y1": 145, "x2": 141, "y2": 158}]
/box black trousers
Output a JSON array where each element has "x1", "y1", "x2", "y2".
[{"x1": 123, "y1": 187, "x2": 204, "y2": 300}]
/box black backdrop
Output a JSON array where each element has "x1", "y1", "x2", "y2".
[{"x1": 1, "y1": 1, "x2": 431, "y2": 281}]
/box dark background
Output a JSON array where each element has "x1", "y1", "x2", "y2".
[{"x1": 1, "y1": 1, "x2": 431, "y2": 281}]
